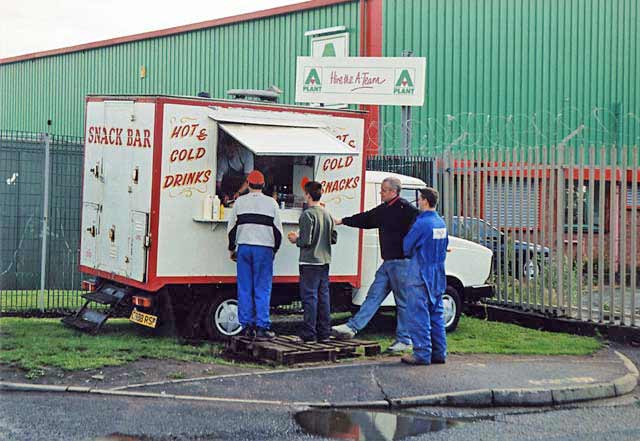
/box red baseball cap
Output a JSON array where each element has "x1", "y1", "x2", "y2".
[{"x1": 247, "y1": 170, "x2": 265, "y2": 185}]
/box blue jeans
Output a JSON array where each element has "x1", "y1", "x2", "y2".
[
  {"x1": 347, "y1": 259, "x2": 412, "y2": 345},
  {"x1": 406, "y1": 281, "x2": 447, "y2": 363},
  {"x1": 236, "y1": 244, "x2": 274, "y2": 330},
  {"x1": 299, "y1": 264, "x2": 331, "y2": 341}
]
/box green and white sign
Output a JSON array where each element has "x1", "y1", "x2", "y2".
[
  {"x1": 311, "y1": 32, "x2": 349, "y2": 57},
  {"x1": 303, "y1": 68, "x2": 322, "y2": 92},
  {"x1": 295, "y1": 57, "x2": 426, "y2": 106}
]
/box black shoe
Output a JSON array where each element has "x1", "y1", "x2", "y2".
[
  {"x1": 240, "y1": 327, "x2": 255, "y2": 339},
  {"x1": 299, "y1": 334, "x2": 318, "y2": 343},
  {"x1": 400, "y1": 354, "x2": 430, "y2": 365},
  {"x1": 255, "y1": 328, "x2": 276, "y2": 341},
  {"x1": 432, "y1": 358, "x2": 446, "y2": 364}
]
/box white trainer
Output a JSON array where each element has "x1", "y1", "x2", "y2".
[
  {"x1": 386, "y1": 341, "x2": 413, "y2": 353},
  {"x1": 331, "y1": 324, "x2": 356, "y2": 339}
]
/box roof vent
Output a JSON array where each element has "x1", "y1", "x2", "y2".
[{"x1": 226, "y1": 85, "x2": 282, "y2": 103}]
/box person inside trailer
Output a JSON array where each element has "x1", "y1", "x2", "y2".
[{"x1": 216, "y1": 132, "x2": 254, "y2": 203}]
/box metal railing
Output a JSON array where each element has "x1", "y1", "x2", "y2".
[{"x1": 434, "y1": 144, "x2": 639, "y2": 326}]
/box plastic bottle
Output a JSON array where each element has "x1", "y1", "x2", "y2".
[
  {"x1": 212, "y1": 195, "x2": 221, "y2": 220},
  {"x1": 203, "y1": 195, "x2": 214, "y2": 220},
  {"x1": 219, "y1": 202, "x2": 225, "y2": 220}
]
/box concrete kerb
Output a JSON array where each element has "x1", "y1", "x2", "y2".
[
  {"x1": 392, "y1": 352, "x2": 638, "y2": 408},
  {"x1": 1, "y1": 351, "x2": 637, "y2": 408}
]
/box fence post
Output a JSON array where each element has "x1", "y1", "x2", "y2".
[
  {"x1": 401, "y1": 50, "x2": 413, "y2": 156},
  {"x1": 38, "y1": 133, "x2": 51, "y2": 312}
]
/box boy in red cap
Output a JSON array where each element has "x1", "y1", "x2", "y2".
[{"x1": 227, "y1": 170, "x2": 283, "y2": 340}]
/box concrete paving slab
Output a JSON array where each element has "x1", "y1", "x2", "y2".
[
  {"x1": 2, "y1": 348, "x2": 635, "y2": 408},
  {"x1": 117, "y1": 348, "x2": 634, "y2": 407}
]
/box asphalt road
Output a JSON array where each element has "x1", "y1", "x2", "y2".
[
  {"x1": 2, "y1": 390, "x2": 640, "y2": 441},
  {"x1": 1, "y1": 341, "x2": 639, "y2": 441}
]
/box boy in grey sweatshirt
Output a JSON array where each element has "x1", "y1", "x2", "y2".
[{"x1": 287, "y1": 181, "x2": 337, "y2": 342}]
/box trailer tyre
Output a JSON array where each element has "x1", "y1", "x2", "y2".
[
  {"x1": 204, "y1": 292, "x2": 242, "y2": 340},
  {"x1": 443, "y1": 285, "x2": 462, "y2": 333}
]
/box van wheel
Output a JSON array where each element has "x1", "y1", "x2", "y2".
[
  {"x1": 204, "y1": 292, "x2": 243, "y2": 341},
  {"x1": 443, "y1": 285, "x2": 462, "y2": 333}
]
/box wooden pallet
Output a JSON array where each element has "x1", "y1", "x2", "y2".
[{"x1": 227, "y1": 335, "x2": 381, "y2": 365}]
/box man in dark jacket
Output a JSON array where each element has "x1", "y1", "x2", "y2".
[{"x1": 331, "y1": 176, "x2": 419, "y2": 353}]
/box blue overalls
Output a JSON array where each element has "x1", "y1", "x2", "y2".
[
  {"x1": 237, "y1": 245, "x2": 274, "y2": 330},
  {"x1": 403, "y1": 210, "x2": 449, "y2": 364}
]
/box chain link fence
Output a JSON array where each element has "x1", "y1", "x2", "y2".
[
  {"x1": 366, "y1": 155, "x2": 435, "y2": 187},
  {"x1": 1, "y1": 130, "x2": 86, "y2": 313}
]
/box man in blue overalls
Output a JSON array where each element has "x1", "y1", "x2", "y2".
[{"x1": 401, "y1": 187, "x2": 449, "y2": 365}]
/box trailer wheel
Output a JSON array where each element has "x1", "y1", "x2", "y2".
[
  {"x1": 443, "y1": 285, "x2": 462, "y2": 333},
  {"x1": 204, "y1": 292, "x2": 242, "y2": 340}
]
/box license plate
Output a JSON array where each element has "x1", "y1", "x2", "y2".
[{"x1": 129, "y1": 308, "x2": 157, "y2": 328}]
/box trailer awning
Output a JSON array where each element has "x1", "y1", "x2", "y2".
[
  {"x1": 217, "y1": 123, "x2": 356, "y2": 156},
  {"x1": 209, "y1": 107, "x2": 325, "y2": 128}
]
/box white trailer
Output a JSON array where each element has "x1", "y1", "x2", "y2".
[{"x1": 65, "y1": 94, "x2": 492, "y2": 339}]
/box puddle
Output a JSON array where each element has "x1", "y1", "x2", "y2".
[{"x1": 294, "y1": 409, "x2": 462, "y2": 440}]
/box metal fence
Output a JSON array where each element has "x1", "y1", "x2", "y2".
[
  {"x1": 1, "y1": 130, "x2": 85, "y2": 312},
  {"x1": 2, "y1": 126, "x2": 639, "y2": 329},
  {"x1": 366, "y1": 155, "x2": 435, "y2": 186},
  {"x1": 433, "y1": 143, "x2": 640, "y2": 326}
]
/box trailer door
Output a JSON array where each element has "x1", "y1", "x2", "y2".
[
  {"x1": 127, "y1": 211, "x2": 149, "y2": 281},
  {"x1": 84, "y1": 99, "x2": 155, "y2": 280},
  {"x1": 80, "y1": 202, "x2": 100, "y2": 268}
]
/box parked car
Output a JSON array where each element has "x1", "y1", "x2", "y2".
[{"x1": 450, "y1": 216, "x2": 549, "y2": 280}]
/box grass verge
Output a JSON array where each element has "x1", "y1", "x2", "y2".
[
  {"x1": 0, "y1": 315, "x2": 602, "y2": 379},
  {"x1": 0, "y1": 318, "x2": 253, "y2": 378},
  {"x1": 358, "y1": 315, "x2": 602, "y2": 355}
]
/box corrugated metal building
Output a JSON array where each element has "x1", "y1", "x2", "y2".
[{"x1": 0, "y1": 0, "x2": 638, "y2": 154}]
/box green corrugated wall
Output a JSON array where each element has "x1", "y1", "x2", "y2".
[
  {"x1": 381, "y1": 0, "x2": 639, "y2": 153},
  {"x1": 0, "y1": 1, "x2": 361, "y2": 136},
  {"x1": 1, "y1": 0, "x2": 638, "y2": 152}
]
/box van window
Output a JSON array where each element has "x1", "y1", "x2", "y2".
[{"x1": 400, "y1": 188, "x2": 419, "y2": 207}]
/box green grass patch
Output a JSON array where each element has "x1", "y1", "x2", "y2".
[
  {"x1": 0, "y1": 315, "x2": 602, "y2": 378},
  {"x1": 359, "y1": 315, "x2": 602, "y2": 356},
  {"x1": 0, "y1": 318, "x2": 252, "y2": 377},
  {"x1": 1, "y1": 290, "x2": 88, "y2": 312}
]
